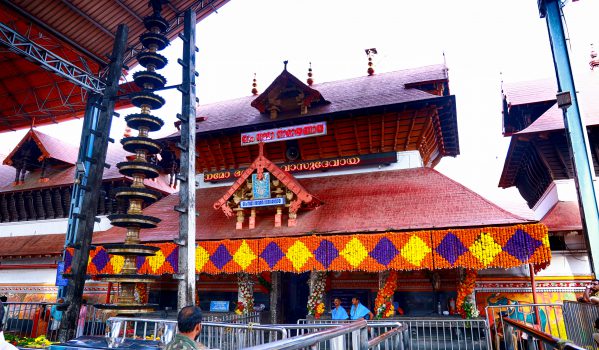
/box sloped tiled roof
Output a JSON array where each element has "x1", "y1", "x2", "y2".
[
  {"x1": 94, "y1": 167, "x2": 532, "y2": 244},
  {"x1": 167, "y1": 64, "x2": 451, "y2": 136},
  {"x1": 3, "y1": 129, "x2": 78, "y2": 166},
  {"x1": 541, "y1": 201, "x2": 582, "y2": 232},
  {"x1": 0, "y1": 133, "x2": 174, "y2": 194},
  {"x1": 0, "y1": 233, "x2": 65, "y2": 257},
  {"x1": 503, "y1": 79, "x2": 557, "y2": 107}
]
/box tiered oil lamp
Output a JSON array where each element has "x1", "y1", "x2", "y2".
[{"x1": 95, "y1": 9, "x2": 170, "y2": 315}]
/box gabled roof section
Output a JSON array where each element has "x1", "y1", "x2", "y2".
[
  {"x1": 164, "y1": 64, "x2": 452, "y2": 137},
  {"x1": 250, "y1": 67, "x2": 328, "y2": 116},
  {"x1": 3, "y1": 129, "x2": 78, "y2": 167},
  {"x1": 213, "y1": 143, "x2": 320, "y2": 217},
  {"x1": 95, "y1": 167, "x2": 532, "y2": 243},
  {"x1": 0, "y1": 141, "x2": 174, "y2": 194}
]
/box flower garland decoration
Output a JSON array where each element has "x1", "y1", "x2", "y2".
[
  {"x1": 375, "y1": 271, "x2": 398, "y2": 319},
  {"x1": 134, "y1": 283, "x2": 148, "y2": 304},
  {"x1": 65, "y1": 223, "x2": 550, "y2": 276},
  {"x1": 307, "y1": 272, "x2": 327, "y2": 319},
  {"x1": 236, "y1": 273, "x2": 254, "y2": 315},
  {"x1": 456, "y1": 269, "x2": 477, "y2": 318},
  {"x1": 461, "y1": 296, "x2": 480, "y2": 319}
]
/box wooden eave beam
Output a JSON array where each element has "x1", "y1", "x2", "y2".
[
  {"x1": 367, "y1": 117, "x2": 374, "y2": 153},
  {"x1": 404, "y1": 115, "x2": 417, "y2": 151},
  {"x1": 551, "y1": 134, "x2": 572, "y2": 178},
  {"x1": 331, "y1": 120, "x2": 343, "y2": 157},
  {"x1": 380, "y1": 115, "x2": 385, "y2": 152},
  {"x1": 353, "y1": 118, "x2": 362, "y2": 154},
  {"x1": 393, "y1": 113, "x2": 401, "y2": 151},
  {"x1": 225, "y1": 134, "x2": 238, "y2": 169},
  {"x1": 203, "y1": 138, "x2": 219, "y2": 170},
  {"x1": 531, "y1": 138, "x2": 554, "y2": 179}
]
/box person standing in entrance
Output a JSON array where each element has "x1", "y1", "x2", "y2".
[
  {"x1": 165, "y1": 306, "x2": 207, "y2": 350},
  {"x1": 350, "y1": 297, "x2": 373, "y2": 320},
  {"x1": 75, "y1": 299, "x2": 88, "y2": 338},
  {"x1": 331, "y1": 298, "x2": 349, "y2": 320}
]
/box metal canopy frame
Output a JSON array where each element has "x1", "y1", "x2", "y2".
[{"x1": 0, "y1": 22, "x2": 105, "y2": 93}]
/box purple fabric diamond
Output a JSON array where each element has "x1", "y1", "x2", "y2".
[
  {"x1": 435, "y1": 233, "x2": 467, "y2": 265},
  {"x1": 210, "y1": 244, "x2": 232, "y2": 269},
  {"x1": 92, "y1": 249, "x2": 109, "y2": 272},
  {"x1": 369, "y1": 237, "x2": 398, "y2": 266},
  {"x1": 260, "y1": 242, "x2": 284, "y2": 269},
  {"x1": 504, "y1": 229, "x2": 542, "y2": 262},
  {"x1": 166, "y1": 248, "x2": 179, "y2": 273},
  {"x1": 64, "y1": 250, "x2": 72, "y2": 270},
  {"x1": 314, "y1": 240, "x2": 339, "y2": 268},
  {"x1": 136, "y1": 256, "x2": 145, "y2": 270}
]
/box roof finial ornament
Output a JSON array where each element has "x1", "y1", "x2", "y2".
[
  {"x1": 307, "y1": 62, "x2": 313, "y2": 86},
  {"x1": 590, "y1": 44, "x2": 599, "y2": 70},
  {"x1": 365, "y1": 48, "x2": 377, "y2": 76},
  {"x1": 283, "y1": 60, "x2": 288, "y2": 71},
  {"x1": 251, "y1": 73, "x2": 258, "y2": 96}
]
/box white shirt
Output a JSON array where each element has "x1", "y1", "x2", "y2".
[{"x1": 0, "y1": 331, "x2": 18, "y2": 350}]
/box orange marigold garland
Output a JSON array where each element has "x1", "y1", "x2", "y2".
[
  {"x1": 307, "y1": 272, "x2": 327, "y2": 319},
  {"x1": 65, "y1": 223, "x2": 550, "y2": 276},
  {"x1": 375, "y1": 271, "x2": 398, "y2": 319},
  {"x1": 456, "y1": 269, "x2": 478, "y2": 318},
  {"x1": 134, "y1": 283, "x2": 148, "y2": 304}
]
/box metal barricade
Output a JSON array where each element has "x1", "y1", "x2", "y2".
[
  {"x1": 502, "y1": 317, "x2": 585, "y2": 350},
  {"x1": 244, "y1": 319, "x2": 371, "y2": 350},
  {"x1": 3, "y1": 302, "x2": 110, "y2": 341},
  {"x1": 281, "y1": 321, "x2": 403, "y2": 350},
  {"x1": 562, "y1": 300, "x2": 599, "y2": 350},
  {"x1": 204, "y1": 312, "x2": 261, "y2": 324},
  {"x1": 105, "y1": 316, "x2": 178, "y2": 346},
  {"x1": 486, "y1": 303, "x2": 565, "y2": 350},
  {"x1": 299, "y1": 318, "x2": 487, "y2": 350},
  {"x1": 198, "y1": 322, "x2": 287, "y2": 349}
]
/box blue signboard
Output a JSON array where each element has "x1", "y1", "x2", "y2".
[
  {"x1": 210, "y1": 301, "x2": 230, "y2": 312},
  {"x1": 252, "y1": 173, "x2": 271, "y2": 199},
  {"x1": 55, "y1": 261, "x2": 68, "y2": 287},
  {"x1": 240, "y1": 197, "x2": 285, "y2": 208}
]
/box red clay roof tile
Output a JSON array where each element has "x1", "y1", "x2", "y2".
[
  {"x1": 94, "y1": 167, "x2": 532, "y2": 244},
  {"x1": 541, "y1": 201, "x2": 582, "y2": 232}
]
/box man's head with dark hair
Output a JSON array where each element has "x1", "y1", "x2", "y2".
[
  {"x1": 177, "y1": 306, "x2": 202, "y2": 335},
  {"x1": 595, "y1": 317, "x2": 599, "y2": 330},
  {"x1": 0, "y1": 295, "x2": 7, "y2": 303}
]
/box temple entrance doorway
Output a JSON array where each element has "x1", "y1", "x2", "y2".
[{"x1": 281, "y1": 272, "x2": 310, "y2": 324}]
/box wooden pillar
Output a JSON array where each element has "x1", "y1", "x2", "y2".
[
  {"x1": 59, "y1": 24, "x2": 128, "y2": 342},
  {"x1": 270, "y1": 272, "x2": 282, "y2": 324},
  {"x1": 529, "y1": 264, "x2": 542, "y2": 326},
  {"x1": 176, "y1": 8, "x2": 197, "y2": 310}
]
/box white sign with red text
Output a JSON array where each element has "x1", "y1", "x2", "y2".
[{"x1": 240, "y1": 121, "x2": 327, "y2": 146}]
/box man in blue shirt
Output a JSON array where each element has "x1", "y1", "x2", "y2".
[
  {"x1": 331, "y1": 298, "x2": 349, "y2": 320},
  {"x1": 350, "y1": 297, "x2": 373, "y2": 320}
]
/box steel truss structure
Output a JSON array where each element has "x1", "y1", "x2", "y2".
[{"x1": 0, "y1": 22, "x2": 105, "y2": 93}]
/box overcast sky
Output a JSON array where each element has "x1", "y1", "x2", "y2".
[{"x1": 2, "y1": 0, "x2": 598, "y2": 213}]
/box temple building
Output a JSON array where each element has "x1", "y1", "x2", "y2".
[
  {"x1": 68, "y1": 62, "x2": 553, "y2": 322},
  {"x1": 0, "y1": 129, "x2": 174, "y2": 303},
  {"x1": 487, "y1": 69, "x2": 599, "y2": 311}
]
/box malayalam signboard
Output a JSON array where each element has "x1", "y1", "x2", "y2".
[
  {"x1": 209, "y1": 301, "x2": 230, "y2": 312},
  {"x1": 240, "y1": 197, "x2": 285, "y2": 208},
  {"x1": 204, "y1": 152, "x2": 398, "y2": 183},
  {"x1": 240, "y1": 121, "x2": 327, "y2": 146}
]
